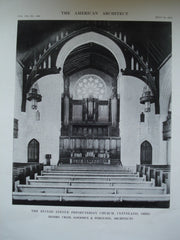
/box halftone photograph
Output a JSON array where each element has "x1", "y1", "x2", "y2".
[{"x1": 12, "y1": 20, "x2": 171, "y2": 208}]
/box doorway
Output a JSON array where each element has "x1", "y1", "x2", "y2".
[
  {"x1": 140, "y1": 141, "x2": 152, "y2": 164},
  {"x1": 28, "y1": 139, "x2": 39, "y2": 162}
]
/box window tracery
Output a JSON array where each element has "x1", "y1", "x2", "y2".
[{"x1": 75, "y1": 74, "x2": 106, "y2": 99}]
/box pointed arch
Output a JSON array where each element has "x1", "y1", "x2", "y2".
[
  {"x1": 28, "y1": 139, "x2": 39, "y2": 163},
  {"x1": 56, "y1": 31, "x2": 126, "y2": 73},
  {"x1": 140, "y1": 140, "x2": 152, "y2": 164}
]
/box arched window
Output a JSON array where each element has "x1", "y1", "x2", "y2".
[
  {"x1": 74, "y1": 74, "x2": 106, "y2": 100},
  {"x1": 140, "y1": 112, "x2": 145, "y2": 122},
  {"x1": 140, "y1": 141, "x2": 152, "y2": 165},
  {"x1": 28, "y1": 139, "x2": 39, "y2": 163}
]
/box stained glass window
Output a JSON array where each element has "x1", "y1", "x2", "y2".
[{"x1": 75, "y1": 74, "x2": 106, "y2": 99}]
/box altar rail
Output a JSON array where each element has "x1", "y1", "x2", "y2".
[
  {"x1": 13, "y1": 163, "x2": 43, "y2": 191},
  {"x1": 136, "y1": 165, "x2": 170, "y2": 193},
  {"x1": 70, "y1": 157, "x2": 110, "y2": 165}
]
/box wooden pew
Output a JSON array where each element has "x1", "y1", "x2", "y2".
[
  {"x1": 13, "y1": 163, "x2": 43, "y2": 191},
  {"x1": 13, "y1": 192, "x2": 170, "y2": 203},
  {"x1": 36, "y1": 175, "x2": 144, "y2": 182},
  {"x1": 16, "y1": 184, "x2": 166, "y2": 195},
  {"x1": 136, "y1": 165, "x2": 170, "y2": 193},
  {"x1": 42, "y1": 172, "x2": 138, "y2": 177},
  {"x1": 28, "y1": 179, "x2": 153, "y2": 187}
]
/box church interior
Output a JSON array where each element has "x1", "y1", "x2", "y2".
[{"x1": 12, "y1": 21, "x2": 171, "y2": 207}]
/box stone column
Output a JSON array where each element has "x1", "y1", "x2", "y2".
[
  {"x1": 63, "y1": 76, "x2": 70, "y2": 126},
  {"x1": 111, "y1": 78, "x2": 118, "y2": 127},
  {"x1": 111, "y1": 97, "x2": 117, "y2": 127}
]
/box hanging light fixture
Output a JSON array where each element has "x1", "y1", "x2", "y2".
[
  {"x1": 27, "y1": 85, "x2": 42, "y2": 110},
  {"x1": 140, "y1": 43, "x2": 154, "y2": 113},
  {"x1": 140, "y1": 85, "x2": 154, "y2": 112}
]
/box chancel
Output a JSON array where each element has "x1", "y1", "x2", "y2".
[
  {"x1": 12, "y1": 21, "x2": 171, "y2": 207},
  {"x1": 60, "y1": 71, "x2": 120, "y2": 164}
]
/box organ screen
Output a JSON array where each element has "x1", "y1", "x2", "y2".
[{"x1": 60, "y1": 72, "x2": 120, "y2": 164}]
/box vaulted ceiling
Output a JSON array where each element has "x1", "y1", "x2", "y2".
[{"x1": 63, "y1": 43, "x2": 119, "y2": 77}]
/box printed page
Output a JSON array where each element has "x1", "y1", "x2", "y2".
[{"x1": 0, "y1": 0, "x2": 180, "y2": 239}]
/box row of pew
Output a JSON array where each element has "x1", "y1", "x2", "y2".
[
  {"x1": 13, "y1": 163, "x2": 43, "y2": 191},
  {"x1": 136, "y1": 165, "x2": 170, "y2": 193},
  {"x1": 12, "y1": 164, "x2": 170, "y2": 207}
]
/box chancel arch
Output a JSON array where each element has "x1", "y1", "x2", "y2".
[{"x1": 56, "y1": 31, "x2": 126, "y2": 73}]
